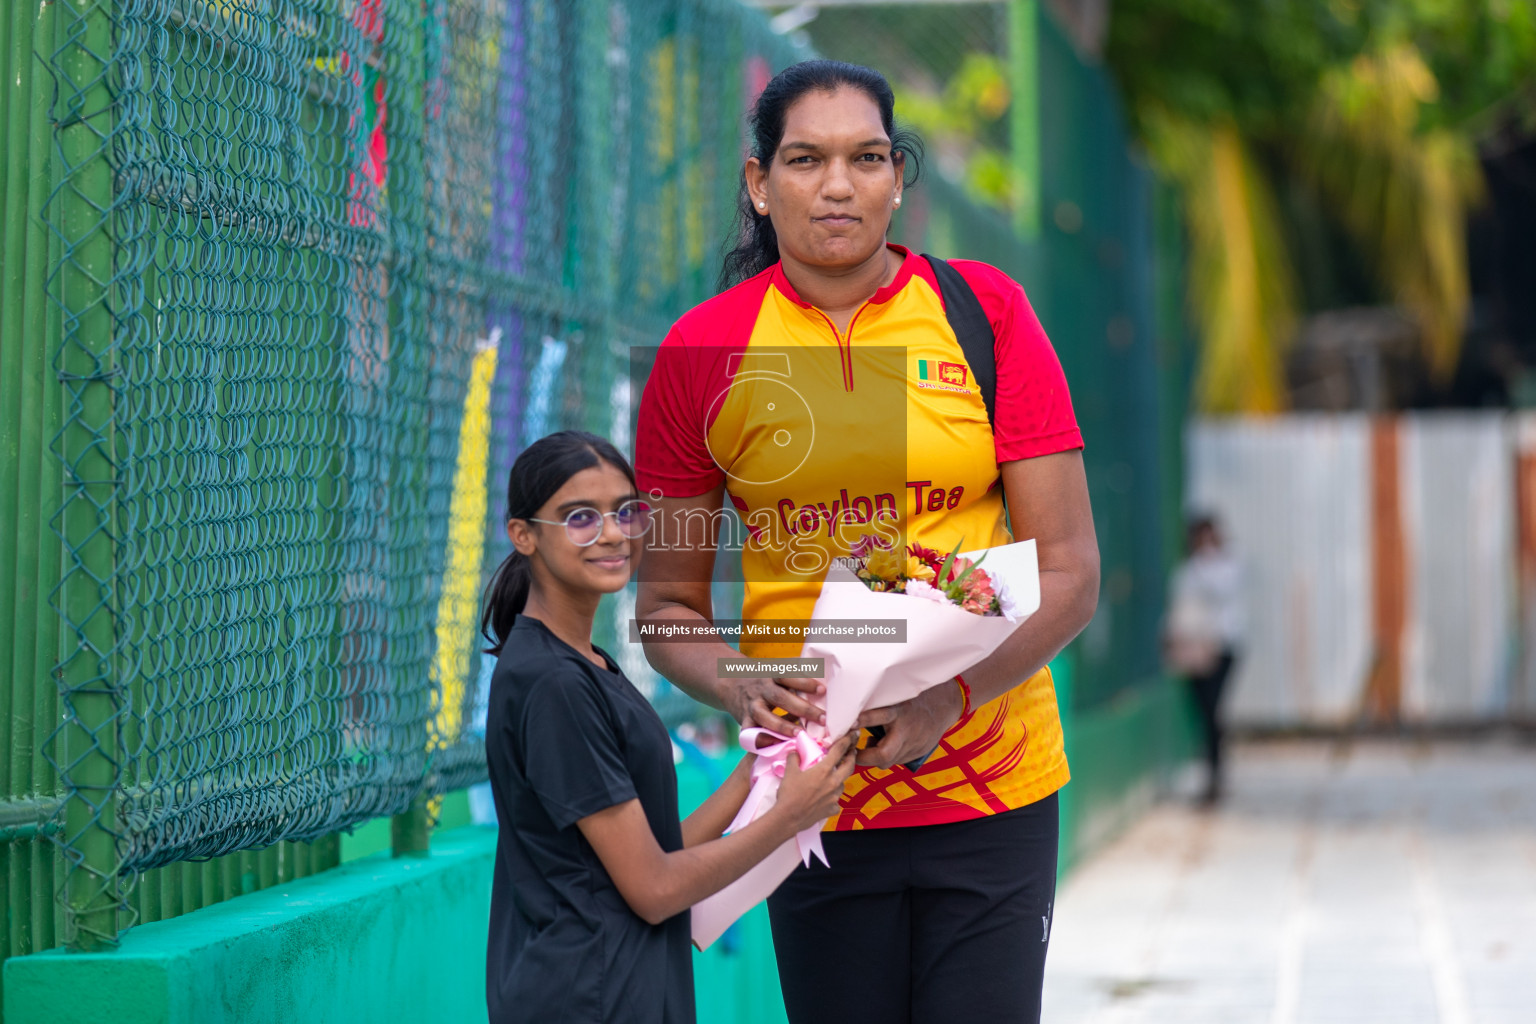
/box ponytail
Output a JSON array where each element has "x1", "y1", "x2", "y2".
[
  {"x1": 720, "y1": 193, "x2": 782, "y2": 293},
  {"x1": 480, "y1": 549, "x2": 532, "y2": 655},
  {"x1": 479, "y1": 429, "x2": 640, "y2": 655}
]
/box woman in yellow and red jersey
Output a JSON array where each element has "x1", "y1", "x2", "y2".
[{"x1": 635, "y1": 60, "x2": 1099, "y2": 1024}]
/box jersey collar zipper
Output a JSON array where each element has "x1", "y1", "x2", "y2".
[{"x1": 810, "y1": 302, "x2": 872, "y2": 392}]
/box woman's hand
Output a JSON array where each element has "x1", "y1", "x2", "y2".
[
  {"x1": 770, "y1": 732, "x2": 858, "y2": 833},
  {"x1": 855, "y1": 680, "x2": 965, "y2": 770},
  {"x1": 725, "y1": 676, "x2": 827, "y2": 738}
]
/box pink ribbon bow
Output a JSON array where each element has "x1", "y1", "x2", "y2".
[{"x1": 724, "y1": 727, "x2": 830, "y2": 869}]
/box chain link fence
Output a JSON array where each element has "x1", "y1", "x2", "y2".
[
  {"x1": 13, "y1": 0, "x2": 814, "y2": 950},
  {"x1": 4, "y1": 0, "x2": 1179, "y2": 957}
]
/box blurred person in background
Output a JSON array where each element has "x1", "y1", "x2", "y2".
[{"x1": 1164, "y1": 514, "x2": 1245, "y2": 806}]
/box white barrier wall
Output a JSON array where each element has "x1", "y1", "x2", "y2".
[
  {"x1": 1187, "y1": 417, "x2": 1374, "y2": 726},
  {"x1": 1186, "y1": 413, "x2": 1519, "y2": 727},
  {"x1": 1401, "y1": 415, "x2": 1516, "y2": 721}
]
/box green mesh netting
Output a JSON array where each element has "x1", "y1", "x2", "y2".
[{"x1": 39, "y1": 0, "x2": 814, "y2": 945}]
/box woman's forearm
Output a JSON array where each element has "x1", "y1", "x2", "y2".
[
  {"x1": 963, "y1": 560, "x2": 1099, "y2": 709},
  {"x1": 639, "y1": 600, "x2": 737, "y2": 710},
  {"x1": 961, "y1": 452, "x2": 1100, "y2": 712}
]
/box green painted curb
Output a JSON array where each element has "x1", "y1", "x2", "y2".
[{"x1": 3, "y1": 827, "x2": 498, "y2": 1024}]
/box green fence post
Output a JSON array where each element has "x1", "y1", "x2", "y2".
[
  {"x1": 50, "y1": 0, "x2": 123, "y2": 950},
  {"x1": 1007, "y1": 0, "x2": 1041, "y2": 239},
  {"x1": 391, "y1": 796, "x2": 432, "y2": 858},
  {"x1": 1050, "y1": 646, "x2": 1077, "y2": 877},
  {"x1": 1153, "y1": 180, "x2": 1190, "y2": 572},
  {"x1": 388, "y1": 0, "x2": 433, "y2": 864},
  {"x1": 34, "y1": 0, "x2": 67, "y2": 956}
]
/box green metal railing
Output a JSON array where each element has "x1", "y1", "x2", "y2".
[{"x1": 3, "y1": 0, "x2": 71, "y2": 975}]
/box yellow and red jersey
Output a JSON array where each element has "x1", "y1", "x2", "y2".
[{"x1": 636, "y1": 245, "x2": 1081, "y2": 830}]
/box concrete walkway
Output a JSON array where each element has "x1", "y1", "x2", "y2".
[{"x1": 1043, "y1": 738, "x2": 1536, "y2": 1024}]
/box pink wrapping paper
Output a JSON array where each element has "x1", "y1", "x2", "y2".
[{"x1": 690, "y1": 540, "x2": 1040, "y2": 950}]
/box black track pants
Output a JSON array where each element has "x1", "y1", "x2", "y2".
[
  {"x1": 1188, "y1": 650, "x2": 1236, "y2": 783},
  {"x1": 767, "y1": 793, "x2": 1060, "y2": 1024}
]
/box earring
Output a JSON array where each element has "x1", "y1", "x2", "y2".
[
  {"x1": 757, "y1": 201, "x2": 766, "y2": 209},
  {"x1": 894, "y1": 196, "x2": 902, "y2": 207}
]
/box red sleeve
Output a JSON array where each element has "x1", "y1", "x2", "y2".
[
  {"x1": 634, "y1": 272, "x2": 770, "y2": 499},
  {"x1": 949, "y1": 259, "x2": 1084, "y2": 463},
  {"x1": 634, "y1": 327, "x2": 725, "y2": 499}
]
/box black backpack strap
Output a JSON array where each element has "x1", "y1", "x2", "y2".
[{"x1": 922, "y1": 253, "x2": 997, "y2": 428}]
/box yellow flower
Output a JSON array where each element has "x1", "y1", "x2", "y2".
[
  {"x1": 904, "y1": 556, "x2": 936, "y2": 581},
  {"x1": 866, "y1": 545, "x2": 904, "y2": 581}
]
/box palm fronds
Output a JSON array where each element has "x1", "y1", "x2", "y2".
[
  {"x1": 1297, "y1": 43, "x2": 1484, "y2": 381},
  {"x1": 1145, "y1": 115, "x2": 1298, "y2": 413}
]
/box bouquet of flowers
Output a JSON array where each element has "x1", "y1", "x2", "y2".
[
  {"x1": 691, "y1": 535, "x2": 1040, "y2": 950},
  {"x1": 814, "y1": 533, "x2": 1036, "y2": 740},
  {"x1": 847, "y1": 534, "x2": 1012, "y2": 613}
]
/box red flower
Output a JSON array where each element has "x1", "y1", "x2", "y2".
[{"x1": 907, "y1": 542, "x2": 943, "y2": 572}]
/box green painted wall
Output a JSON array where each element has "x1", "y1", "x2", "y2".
[
  {"x1": 1062, "y1": 677, "x2": 1197, "y2": 874},
  {"x1": 0, "y1": 772, "x2": 796, "y2": 1024},
  {"x1": 4, "y1": 830, "x2": 496, "y2": 1024}
]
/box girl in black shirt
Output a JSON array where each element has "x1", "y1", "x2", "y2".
[{"x1": 480, "y1": 431, "x2": 856, "y2": 1024}]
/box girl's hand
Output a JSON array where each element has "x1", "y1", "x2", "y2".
[{"x1": 771, "y1": 732, "x2": 858, "y2": 834}]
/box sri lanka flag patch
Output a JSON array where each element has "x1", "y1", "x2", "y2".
[{"x1": 917, "y1": 359, "x2": 969, "y2": 389}]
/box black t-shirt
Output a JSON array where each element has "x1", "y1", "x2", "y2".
[{"x1": 485, "y1": 615, "x2": 694, "y2": 1024}]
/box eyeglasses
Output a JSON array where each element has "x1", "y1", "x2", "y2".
[{"x1": 523, "y1": 499, "x2": 654, "y2": 547}]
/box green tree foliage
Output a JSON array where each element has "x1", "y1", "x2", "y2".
[
  {"x1": 799, "y1": 7, "x2": 1019, "y2": 213},
  {"x1": 1111, "y1": 0, "x2": 1536, "y2": 138},
  {"x1": 1143, "y1": 115, "x2": 1298, "y2": 413},
  {"x1": 892, "y1": 54, "x2": 1016, "y2": 209},
  {"x1": 1107, "y1": 0, "x2": 1536, "y2": 410},
  {"x1": 1300, "y1": 44, "x2": 1484, "y2": 379}
]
